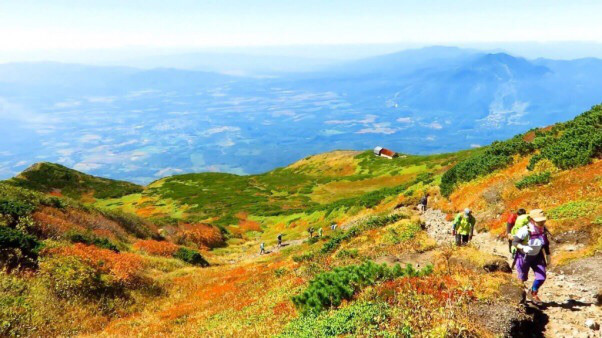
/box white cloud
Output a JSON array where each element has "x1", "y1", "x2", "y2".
[
  {"x1": 54, "y1": 100, "x2": 81, "y2": 108},
  {"x1": 217, "y1": 138, "x2": 236, "y2": 147},
  {"x1": 203, "y1": 126, "x2": 241, "y2": 136},
  {"x1": 397, "y1": 117, "x2": 413, "y2": 123},
  {"x1": 356, "y1": 123, "x2": 397, "y2": 135},
  {"x1": 79, "y1": 134, "x2": 102, "y2": 143},
  {"x1": 471, "y1": 144, "x2": 482, "y2": 148},
  {"x1": 326, "y1": 114, "x2": 377, "y2": 125},
  {"x1": 87, "y1": 96, "x2": 116, "y2": 103},
  {"x1": 155, "y1": 167, "x2": 183, "y2": 177},
  {"x1": 425, "y1": 122, "x2": 443, "y2": 130},
  {"x1": 73, "y1": 162, "x2": 102, "y2": 172}
]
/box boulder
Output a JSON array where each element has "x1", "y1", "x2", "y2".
[{"x1": 483, "y1": 258, "x2": 512, "y2": 273}]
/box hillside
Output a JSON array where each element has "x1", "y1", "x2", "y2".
[
  {"x1": 1, "y1": 105, "x2": 602, "y2": 336},
  {"x1": 9, "y1": 162, "x2": 143, "y2": 200},
  {"x1": 95, "y1": 150, "x2": 474, "y2": 233}
]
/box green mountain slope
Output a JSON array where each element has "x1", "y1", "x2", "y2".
[
  {"x1": 8, "y1": 162, "x2": 143, "y2": 200},
  {"x1": 95, "y1": 149, "x2": 475, "y2": 227}
]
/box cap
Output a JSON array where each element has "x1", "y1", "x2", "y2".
[
  {"x1": 529, "y1": 209, "x2": 547, "y2": 222},
  {"x1": 464, "y1": 208, "x2": 471, "y2": 215}
]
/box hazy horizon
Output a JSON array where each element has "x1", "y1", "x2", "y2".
[{"x1": 3, "y1": 1, "x2": 602, "y2": 65}]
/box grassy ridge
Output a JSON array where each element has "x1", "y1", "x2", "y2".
[{"x1": 9, "y1": 162, "x2": 142, "y2": 200}]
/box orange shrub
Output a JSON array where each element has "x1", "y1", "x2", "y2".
[
  {"x1": 178, "y1": 223, "x2": 224, "y2": 249},
  {"x1": 133, "y1": 239, "x2": 179, "y2": 256},
  {"x1": 239, "y1": 219, "x2": 262, "y2": 232},
  {"x1": 48, "y1": 243, "x2": 143, "y2": 285}
]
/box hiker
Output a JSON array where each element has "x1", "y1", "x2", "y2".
[
  {"x1": 452, "y1": 208, "x2": 475, "y2": 246},
  {"x1": 259, "y1": 242, "x2": 265, "y2": 255},
  {"x1": 308, "y1": 227, "x2": 314, "y2": 238},
  {"x1": 418, "y1": 193, "x2": 429, "y2": 212},
  {"x1": 512, "y1": 209, "x2": 551, "y2": 305},
  {"x1": 318, "y1": 227, "x2": 323, "y2": 237},
  {"x1": 506, "y1": 209, "x2": 520, "y2": 253},
  {"x1": 277, "y1": 234, "x2": 283, "y2": 247},
  {"x1": 509, "y1": 209, "x2": 529, "y2": 268},
  {"x1": 331, "y1": 223, "x2": 338, "y2": 231}
]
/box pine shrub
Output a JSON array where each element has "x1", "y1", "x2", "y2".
[
  {"x1": 173, "y1": 247, "x2": 209, "y2": 267},
  {"x1": 515, "y1": 172, "x2": 551, "y2": 189},
  {"x1": 292, "y1": 261, "x2": 432, "y2": 314},
  {"x1": 0, "y1": 226, "x2": 41, "y2": 271}
]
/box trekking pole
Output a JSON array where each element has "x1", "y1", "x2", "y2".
[{"x1": 510, "y1": 252, "x2": 517, "y2": 270}]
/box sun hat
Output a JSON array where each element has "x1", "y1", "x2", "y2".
[{"x1": 529, "y1": 209, "x2": 547, "y2": 222}]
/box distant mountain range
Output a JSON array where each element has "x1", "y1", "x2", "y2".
[{"x1": 2, "y1": 46, "x2": 602, "y2": 183}]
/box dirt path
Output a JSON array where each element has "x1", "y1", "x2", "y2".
[{"x1": 422, "y1": 209, "x2": 602, "y2": 337}]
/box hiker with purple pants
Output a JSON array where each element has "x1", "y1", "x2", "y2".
[{"x1": 512, "y1": 209, "x2": 552, "y2": 305}]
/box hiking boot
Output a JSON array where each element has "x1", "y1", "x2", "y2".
[{"x1": 529, "y1": 290, "x2": 543, "y2": 306}]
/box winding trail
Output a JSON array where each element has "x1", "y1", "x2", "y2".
[{"x1": 422, "y1": 209, "x2": 602, "y2": 337}]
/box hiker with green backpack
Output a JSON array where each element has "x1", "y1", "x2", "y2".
[
  {"x1": 452, "y1": 208, "x2": 476, "y2": 246},
  {"x1": 512, "y1": 209, "x2": 552, "y2": 305},
  {"x1": 507, "y1": 209, "x2": 527, "y2": 253}
]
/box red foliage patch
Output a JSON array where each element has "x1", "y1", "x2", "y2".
[
  {"x1": 48, "y1": 243, "x2": 144, "y2": 285},
  {"x1": 273, "y1": 301, "x2": 295, "y2": 316},
  {"x1": 178, "y1": 223, "x2": 224, "y2": 250},
  {"x1": 32, "y1": 206, "x2": 131, "y2": 239},
  {"x1": 379, "y1": 275, "x2": 474, "y2": 304},
  {"x1": 133, "y1": 239, "x2": 179, "y2": 256}
]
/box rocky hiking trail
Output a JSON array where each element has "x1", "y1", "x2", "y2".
[{"x1": 422, "y1": 209, "x2": 602, "y2": 337}]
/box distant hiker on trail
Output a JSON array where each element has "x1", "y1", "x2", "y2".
[
  {"x1": 331, "y1": 223, "x2": 338, "y2": 231},
  {"x1": 318, "y1": 227, "x2": 323, "y2": 237},
  {"x1": 506, "y1": 209, "x2": 523, "y2": 253},
  {"x1": 277, "y1": 234, "x2": 283, "y2": 247},
  {"x1": 512, "y1": 209, "x2": 551, "y2": 306},
  {"x1": 452, "y1": 208, "x2": 475, "y2": 246},
  {"x1": 308, "y1": 227, "x2": 314, "y2": 238},
  {"x1": 418, "y1": 193, "x2": 429, "y2": 212},
  {"x1": 260, "y1": 242, "x2": 266, "y2": 255}
]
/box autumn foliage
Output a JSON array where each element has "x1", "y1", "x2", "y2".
[
  {"x1": 47, "y1": 243, "x2": 144, "y2": 285},
  {"x1": 177, "y1": 223, "x2": 224, "y2": 249},
  {"x1": 134, "y1": 239, "x2": 179, "y2": 256}
]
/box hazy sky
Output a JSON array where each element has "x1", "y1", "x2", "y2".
[{"x1": 2, "y1": 0, "x2": 602, "y2": 51}]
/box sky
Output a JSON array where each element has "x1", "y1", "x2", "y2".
[{"x1": 2, "y1": 0, "x2": 602, "y2": 53}]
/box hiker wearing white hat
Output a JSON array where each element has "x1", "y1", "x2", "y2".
[{"x1": 512, "y1": 209, "x2": 552, "y2": 305}]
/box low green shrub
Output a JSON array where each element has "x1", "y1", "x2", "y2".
[
  {"x1": 335, "y1": 248, "x2": 358, "y2": 259},
  {"x1": 0, "y1": 272, "x2": 31, "y2": 336},
  {"x1": 0, "y1": 199, "x2": 35, "y2": 228},
  {"x1": 515, "y1": 172, "x2": 551, "y2": 189},
  {"x1": 548, "y1": 200, "x2": 596, "y2": 219},
  {"x1": 66, "y1": 232, "x2": 120, "y2": 252},
  {"x1": 292, "y1": 261, "x2": 432, "y2": 314},
  {"x1": 173, "y1": 247, "x2": 209, "y2": 267},
  {"x1": 0, "y1": 226, "x2": 41, "y2": 271},
  {"x1": 385, "y1": 222, "x2": 422, "y2": 244},
  {"x1": 279, "y1": 302, "x2": 389, "y2": 337},
  {"x1": 306, "y1": 236, "x2": 319, "y2": 245},
  {"x1": 293, "y1": 252, "x2": 317, "y2": 263}
]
